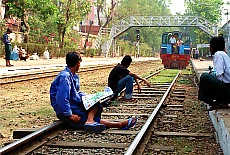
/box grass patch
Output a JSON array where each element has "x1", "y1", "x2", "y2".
[
  {"x1": 181, "y1": 69, "x2": 192, "y2": 75},
  {"x1": 36, "y1": 107, "x2": 54, "y2": 117},
  {"x1": 178, "y1": 78, "x2": 191, "y2": 84},
  {"x1": 19, "y1": 120, "x2": 27, "y2": 124},
  {"x1": 149, "y1": 69, "x2": 179, "y2": 83}
]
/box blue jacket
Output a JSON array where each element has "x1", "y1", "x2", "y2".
[
  {"x1": 3, "y1": 33, "x2": 11, "y2": 44},
  {"x1": 50, "y1": 67, "x2": 85, "y2": 117}
]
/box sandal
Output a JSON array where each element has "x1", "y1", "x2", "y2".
[
  {"x1": 83, "y1": 122, "x2": 106, "y2": 132},
  {"x1": 121, "y1": 117, "x2": 138, "y2": 130},
  {"x1": 124, "y1": 98, "x2": 137, "y2": 103}
]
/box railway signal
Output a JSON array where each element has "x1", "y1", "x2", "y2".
[
  {"x1": 136, "y1": 29, "x2": 140, "y2": 58},
  {"x1": 136, "y1": 29, "x2": 140, "y2": 41}
]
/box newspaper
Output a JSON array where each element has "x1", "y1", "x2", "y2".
[{"x1": 82, "y1": 87, "x2": 113, "y2": 110}]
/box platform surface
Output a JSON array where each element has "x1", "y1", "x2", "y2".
[
  {"x1": 192, "y1": 58, "x2": 230, "y2": 155},
  {"x1": 0, "y1": 56, "x2": 159, "y2": 76}
]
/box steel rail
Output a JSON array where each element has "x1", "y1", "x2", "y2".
[
  {"x1": 125, "y1": 70, "x2": 181, "y2": 155},
  {"x1": 0, "y1": 121, "x2": 62, "y2": 155},
  {"x1": 0, "y1": 64, "x2": 113, "y2": 79},
  {"x1": 0, "y1": 65, "x2": 115, "y2": 85},
  {"x1": 0, "y1": 70, "x2": 61, "y2": 79}
]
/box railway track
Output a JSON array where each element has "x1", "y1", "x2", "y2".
[
  {"x1": 0, "y1": 66, "x2": 222, "y2": 154},
  {"x1": 0, "y1": 60, "x2": 154, "y2": 85},
  {"x1": 0, "y1": 64, "x2": 115, "y2": 85},
  {"x1": 0, "y1": 69, "x2": 182, "y2": 155}
]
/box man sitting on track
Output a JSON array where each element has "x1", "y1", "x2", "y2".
[
  {"x1": 50, "y1": 52, "x2": 137, "y2": 132},
  {"x1": 198, "y1": 36, "x2": 230, "y2": 111},
  {"x1": 108, "y1": 55, "x2": 151, "y2": 102}
]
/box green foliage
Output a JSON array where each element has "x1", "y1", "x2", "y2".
[
  {"x1": 7, "y1": 0, "x2": 58, "y2": 19},
  {"x1": 53, "y1": 0, "x2": 92, "y2": 48},
  {"x1": 139, "y1": 43, "x2": 152, "y2": 56},
  {"x1": 85, "y1": 49, "x2": 101, "y2": 57},
  {"x1": 8, "y1": 43, "x2": 77, "y2": 58},
  {"x1": 6, "y1": 0, "x2": 58, "y2": 43},
  {"x1": 116, "y1": 0, "x2": 171, "y2": 20},
  {"x1": 185, "y1": 0, "x2": 223, "y2": 24},
  {"x1": 116, "y1": 40, "x2": 135, "y2": 56},
  {"x1": 184, "y1": 0, "x2": 224, "y2": 45}
]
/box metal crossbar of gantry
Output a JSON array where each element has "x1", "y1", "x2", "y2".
[{"x1": 112, "y1": 16, "x2": 218, "y2": 37}]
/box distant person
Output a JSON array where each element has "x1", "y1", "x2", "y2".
[
  {"x1": 50, "y1": 52, "x2": 137, "y2": 132},
  {"x1": 43, "y1": 49, "x2": 50, "y2": 60},
  {"x1": 169, "y1": 35, "x2": 176, "y2": 44},
  {"x1": 177, "y1": 39, "x2": 183, "y2": 47},
  {"x1": 192, "y1": 48, "x2": 195, "y2": 59},
  {"x1": 195, "y1": 48, "x2": 199, "y2": 59},
  {"x1": 169, "y1": 35, "x2": 176, "y2": 53},
  {"x1": 11, "y1": 45, "x2": 19, "y2": 60},
  {"x1": 2, "y1": 28, "x2": 13, "y2": 66},
  {"x1": 18, "y1": 46, "x2": 29, "y2": 61},
  {"x1": 198, "y1": 36, "x2": 230, "y2": 110},
  {"x1": 108, "y1": 55, "x2": 151, "y2": 102}
]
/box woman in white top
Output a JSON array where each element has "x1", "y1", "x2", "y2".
[{"x1": 198, "y1": 36, "x2": 230, "y2": 110}]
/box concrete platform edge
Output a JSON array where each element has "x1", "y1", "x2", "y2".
[
  {"x1": 209, "y1": 111, "x2": 230, "y2": 155},
  {"x1": 191, "y1": 60, "x2": 230, "y2": 155}
]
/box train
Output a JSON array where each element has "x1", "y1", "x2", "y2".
[{"x1": 160, "y1": 31, "x2": 191, "y2": 69}]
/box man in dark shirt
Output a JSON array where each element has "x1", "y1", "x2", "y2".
[
  {"x1": 108, "y1": 55, "x2": 151, "y2": 101},
  {"x1": 50, "y1": 52, "x2": 138, "y2": 132}
]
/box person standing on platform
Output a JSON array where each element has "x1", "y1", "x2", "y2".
[
  {"x1": 198, "y1": 36, "x2": 230, "y2": 110},
  {"x1": 195, "y1": 48, "x2": 199, "y2": 59},
  {"x1": 108, "y1": 55, "x2": 151, "y2": 102},
  {"x1": 50, "y1": 52, "x2": 137, "y2": 132},
  {"x1": 2, "y1": 28, "x2": 13, "y2": 66}
]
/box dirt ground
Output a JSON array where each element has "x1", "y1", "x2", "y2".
[{"x1": 0, "y1": 59, "x2": 163, "y2": 147}]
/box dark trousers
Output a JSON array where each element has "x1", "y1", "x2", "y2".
[
  {"x1": 198, "y1": 73, "x2": 230, "y2": 105},
  {"x1": 57, "y1": 103, "x2": 103, "y2": 130},
  {"x1": 5, "y1": 44, "x2": 12, "y2": 60}
]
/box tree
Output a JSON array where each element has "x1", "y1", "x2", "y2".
[
  {"x1": 95, "y1": 0, "x2": 117, "y2": 28},
  {"x1": 185, "y1": 0, "x2": 223, "y2": 24},
  {"x1": 54, "y1": 0, "x2": 91, "y2": 49},
  {"x1": 6, "y1": 0, "x2": 58, "y2": 43},
  {"x1": 184, "y1": 0, "x2": 224, "y2": 45}
]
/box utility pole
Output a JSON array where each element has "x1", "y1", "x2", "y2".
[{"x1": 136, "y1": 29, "x2": 140, "y2": 58}]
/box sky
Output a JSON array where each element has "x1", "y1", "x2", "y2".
[
  {"x1": 169, "y1": 0, "x2": 185, "y2": 15},
  {"x1": 169, "y1": 0, "x2": 230, "y2": 26}
]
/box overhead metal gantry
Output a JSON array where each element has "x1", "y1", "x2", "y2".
[
  {"x1": 111, "y1": 16, "x2": 218, "y2": 38},
  {"x1": 94, "y1": 16, "x2": 218, "y2": 56}
]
